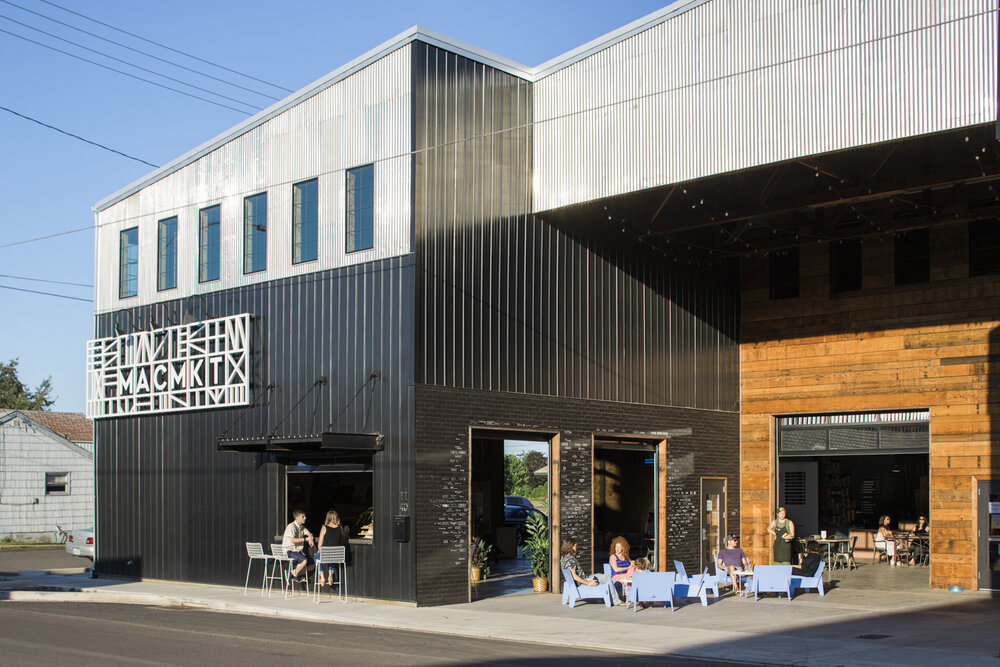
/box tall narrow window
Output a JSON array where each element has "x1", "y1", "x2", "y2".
[
  {"x1": 119, "y1": 227, "x2": 138, "y2": 298},
  {"x1": 969, "y1": 219, "x2": 1000, "y2": 277},
  {"x1": 292, "y1": 178, "x2": 318, "y2": 263},
  {"x1": 829, "y1": 238, "x2": 862, "y2": 294},
  {"x1": 199, "y1": 205, "x2": 221, "y2": 282},
  {"x1": 244, "y1": 192, "x2": 267, "y2": 273},
  {"x1": 157, "y1": 216, "x2": 177, "y2": 291},
  {"x1": 895, "y1": 228, "x2": 929, "y2": 286},
  {"x1": 769, "y1": 248, "x2": 799, "y2": 299},
  {"x1": 346, "y1": 164, "x2": 374, "y2": 252}
]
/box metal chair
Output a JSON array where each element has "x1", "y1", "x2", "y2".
[
  {"x1": 269, "y1": 543, "x2": 305, "y2": 599},
  {"x1": 834, "y1": 536, "x2": 858, "y2": 571},
  {"x1": 872, "y1": 532, "x2": 889, "y2": 563},
  {"x1": 244, "y1": 542, "x2": 274, "y2": 596},
  {"x1": 314, "y1": 546, "x2": 347, "y2": 603}
]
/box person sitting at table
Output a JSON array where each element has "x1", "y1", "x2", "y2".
[
  {"x1": 792, "y1": 546, "x2": 822, "y2": 577},
  {"x1": 560, "y1": 539, "x2": 620, "y2": 604},
  {"x1": 875, "y1": 514, "x2": 901, "y2": 566},
  {"x1": 282, "y1": 509, "x2": 315, "y2": 583},
  {"x1": 908, "y1": 515, "x2": 929, "y2": 565},
  {"x1": 608, "y1": 536, "x2": 635, "y2": 584},
  {"x1": 716, "y1": 534, "x2": 751, "y2": 591},
  {"x1": 314, "y1": 509, "x2": 346, "y2": 587}
]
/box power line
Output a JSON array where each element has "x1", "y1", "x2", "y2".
[
  {"x1": 0, "y1": 27, "x2": 256, "y2": 114},
  {"x1": 0, "y1": 226, "x2": 90, "y2": 250},
  {"x1": 0, "y1": 12, "x2": 265, "y2": 110},
  {"x1": 0, "y1": 273, "x2": 92, "y2": 288},
  {"x1": 35, "y1": 0, "x2": 294, "y2": 94},
  {"x1": 0, "y1": 104, "x2": 159, "y2": 168},
  {"x1": 0, "y1": 284, "x2": 92, "y2": 302}
]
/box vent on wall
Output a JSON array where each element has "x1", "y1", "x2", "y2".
[{"x1": 783, "y1": 470, "x2": 807, "y2": 505}]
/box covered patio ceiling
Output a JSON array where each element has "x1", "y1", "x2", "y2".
[{"x1": 539, "y1": 124, "x2": 1000, "y2": 265}]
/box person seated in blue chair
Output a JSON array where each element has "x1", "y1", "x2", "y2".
[
  {"x1": 792, "y1": 546, "x2": 822, "y2": 577},
  {"x1": 560, "y1": 539, "x2": 621, "y2": 604},
  {"x1": 716, "y1": 534, "x2": 751, "y2": 591}
]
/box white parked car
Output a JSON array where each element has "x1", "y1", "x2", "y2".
[{"x1": 66, "y1": 528, "x2": 94, "y2": 559}]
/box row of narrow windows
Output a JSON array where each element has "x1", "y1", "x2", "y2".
[
  {"x1": 769, "y1": 221, "x2": 1000, "y2": 299},
  {"x1": 119, "y1": 164, "x2": 374, "y2": 299}
]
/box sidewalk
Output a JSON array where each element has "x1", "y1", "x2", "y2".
[{"x1": 1, "y1": 565, "x2": 997, "y2": 666}]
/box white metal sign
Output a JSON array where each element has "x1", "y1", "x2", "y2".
[{"x1": 86, "y1": 313, "x2": 251, "y2": 418}]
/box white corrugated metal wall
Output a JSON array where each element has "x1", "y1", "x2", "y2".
[
  {"x1": 533, "y1": 0, "x2": 998, "y2": 212},
  {"x1": 94, "y1": 46, "x2": 412, "y2": 314}
]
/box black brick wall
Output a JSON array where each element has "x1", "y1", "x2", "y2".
[{"x1": 414, "y1": 384, "x2": 738, "y2": 605}]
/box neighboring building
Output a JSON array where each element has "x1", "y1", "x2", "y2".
[
  {"x1": 0, "y1": 410, "x2": 94, "y2": 541},
  {"x1": 90, "y1": 0, "x2": 1000, "y2": 601}
]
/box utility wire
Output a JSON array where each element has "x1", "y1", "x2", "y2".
[
  {"x1": 0, "y1": 27, "x2": 255, "y2": 114},
  {"x1": 0, "y1": 284, "x2": 92, "y2": 302},
  {"x1": 36, "y1": 0, "x2": 294, "y2": 94},
  {"x1": 0, "y1": 273, "x2": 91, "y2": 288},
  {"x1": 0, "y1": 104, "x2": 159, "y2": 168},
  {"x1": 0, "y1": 12, "x2": 265, "y2": 110},
  {"x1": 0, "y1": 226, "x2": 91, "y2": 250}
]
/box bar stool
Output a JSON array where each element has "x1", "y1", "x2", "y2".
[
  {"x1": 244, "y1": 542, "x2": 274, "y2": 596},
  {"x1": 268, "y1": 544, "x2": 295, "y2": 598},
  {"x1": 313, "y1": 546, "x2": 347, "y2": 603}
]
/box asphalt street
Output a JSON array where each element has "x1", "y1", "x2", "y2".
[
  {"x1": 0, "y1": 602, "x2": 745, "y2": 666},
  {"x1": 0, "y1": 546, "x2": 88, "y2": 574}
]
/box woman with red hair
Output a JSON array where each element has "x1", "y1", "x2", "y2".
[{"x1": 608, "y1": 536, "x2": 635, "y2": 584}]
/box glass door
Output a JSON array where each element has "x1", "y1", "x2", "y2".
[
  {"x1": 979, "y1": 481, "x2": 1000, "y2": 591},
  {"x1": 701, "y1": 478, "x2": 726, "y2": 571}
]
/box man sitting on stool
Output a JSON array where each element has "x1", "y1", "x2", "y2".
[{"x1": 282, "y1": 510, "x2": 315, "y2": 584}]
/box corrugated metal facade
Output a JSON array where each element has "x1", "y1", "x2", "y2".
[
  {"x1": 413, "y1": 43, "x2": 739, "y2": 410},
  {"x1": 94, "y1": 257, "x2": 416, "y2": 600},
  {"x1": 94, "y1": 46, "x2": 412, "y2": 314},
  {"x1": 533, "y1": 0, "x2": 998, "y2": 212}
]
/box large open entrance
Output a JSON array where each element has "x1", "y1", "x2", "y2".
[
  {"x1": 777, "y1": 410, "x2": 930, "y2": 571},
  {"x1": 469, "y1": 429, "x2": 555, "y2": 601},
  {"x1": 592, "y1": 435, "x2": 666, "y2": 572}
]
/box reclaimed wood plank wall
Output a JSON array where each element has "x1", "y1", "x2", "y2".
[{"x1": 739, "y1": 221, "x2": 1000, "y2": 589}]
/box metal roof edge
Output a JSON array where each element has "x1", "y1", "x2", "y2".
[
  {"x1": 532, "y1": 0, "x2": 710, "y2": 79},
  {"x1": 93, "y1": 26, "x2": 533, "y2": 214}
]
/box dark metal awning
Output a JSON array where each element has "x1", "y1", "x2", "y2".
[{"x1": 218, "y1": 431, "x2": 383, "y2": 454}]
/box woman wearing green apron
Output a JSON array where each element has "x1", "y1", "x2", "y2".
[{"x1": 768, "y1": 506, "x2": 796, "y2": 564}]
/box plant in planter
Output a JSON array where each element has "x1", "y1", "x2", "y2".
[
  {"x1": 523, "y1": 511, "x2": 549, "y2": 592},
  {"x1": 470, "y1": 537, "x2": 493, "y2": 581}
]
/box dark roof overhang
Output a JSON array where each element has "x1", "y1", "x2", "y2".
[{"x1": 217, "y1": 431, "x2": 383, "y2": 454}]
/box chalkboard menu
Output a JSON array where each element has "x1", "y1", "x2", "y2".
[{"x1": 858, "y1": 478, "x2": 881, "y2": 523}]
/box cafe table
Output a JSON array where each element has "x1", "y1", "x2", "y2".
[{"x1": 811, "y1": 536, "x2": 850, "y2": 576}]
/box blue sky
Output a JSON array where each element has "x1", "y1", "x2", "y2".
[{"x1": 0, "y1": 0, "x2": 669, "y2": 412}]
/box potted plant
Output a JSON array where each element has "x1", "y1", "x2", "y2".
[
  {"x1": 524, "y1": 511, "x2": 549, "y2": 592},
  {"x1": 470, "y1": 537, "x2": 493, "y2": 582}
]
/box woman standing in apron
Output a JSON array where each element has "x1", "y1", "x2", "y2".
[{"x1": 767, "y1": 506, "x2": 796, "y2": 564}]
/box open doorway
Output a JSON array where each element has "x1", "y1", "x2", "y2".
[
  {"x1": 593, "y1": 437, "x2": 662, "y2": 572},
  {"x1": 469, "y1": 429, "x2": 553, "y2": 600}
]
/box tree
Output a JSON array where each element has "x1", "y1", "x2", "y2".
[
  {"x1": 0, "y1": 358, "x2": 55, "y2": 410},
  {"x1": 503, "y1": 454, "x2": 528, "y2": 495},
  {"x1": 521, "y1": 450, "x2": 548, "y2": 489}
]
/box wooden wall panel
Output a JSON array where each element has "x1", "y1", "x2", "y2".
[{"x1": 739, "y1": 220, "x2": 1000, "y2": 590}]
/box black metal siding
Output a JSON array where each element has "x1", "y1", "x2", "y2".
[
  {"x1": 412, "y1": 42, "x2": 739, "y2": 410},
  {"x1": 94, "y1": 257, "x2": 416, "y2": 601}
]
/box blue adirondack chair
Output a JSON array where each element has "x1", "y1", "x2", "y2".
[
  {"x1": 672, "y1": 571, "x2": 709, "y2": 606},
  {"x1": 693, "y1": 566, "x2": 720, "y2": 598},
  {"x1": 747, "y1": 564, "x2": 793, "y2": 601},
  {"x1": 673, "y1": 559, "x2": 689, "y2": 582},
  {"x1": 626, "y1": 571, "x2": 675, "y2": 611},
  {"x1": 561, "y1": 567, "x2": 614, "y2": 608},
  {"x1": 791, "y1": 559, "x2": 825, "y2": 597}
]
